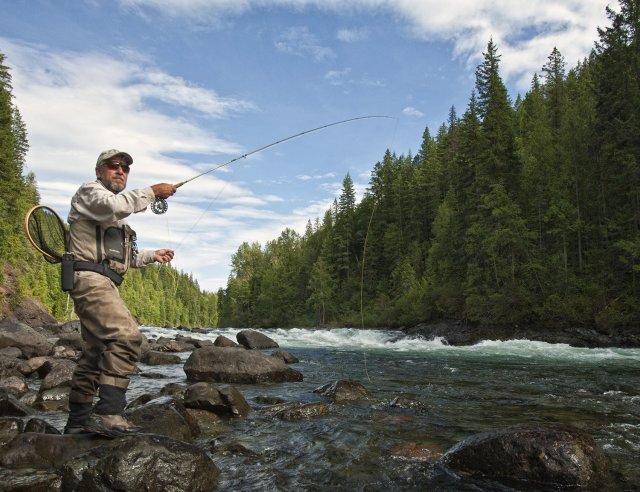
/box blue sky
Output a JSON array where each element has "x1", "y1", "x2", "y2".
[{"x1": 1, "y1": 0, "x2": 611, "y2": 291}]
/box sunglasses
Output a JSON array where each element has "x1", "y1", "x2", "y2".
[{"x1": 103, "y1": 161, "x2": 131, "y2": 173}]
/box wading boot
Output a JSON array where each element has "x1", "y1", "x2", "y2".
[
  {"x1": 83, "y1": 384, "x2": 141, "y2": 438},
  {"x1": 63, "y1": 402, "x2": 93, "y2": 435}
]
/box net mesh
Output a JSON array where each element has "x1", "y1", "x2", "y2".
[{"x1": 26, "y1": 206, "x2": 67, "y2": 263}]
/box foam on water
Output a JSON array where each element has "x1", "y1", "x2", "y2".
[{"x1": 141, "y1": 326, "x2": 640, "y2": 363}]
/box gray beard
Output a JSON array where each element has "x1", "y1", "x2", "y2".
[{"x1": 103, "y1": 180, "x2": 125, "y2": 193}]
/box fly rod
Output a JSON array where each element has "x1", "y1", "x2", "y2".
[{"x1": 150, "y1": 115, "x2": 395, "y2": 214}]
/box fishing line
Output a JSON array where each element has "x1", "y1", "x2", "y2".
[{"x1": 358, "y1": 114, "x2": 399, "y2": 383}]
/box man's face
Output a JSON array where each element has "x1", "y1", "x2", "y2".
[{"x1": 96, "y1": 158, "x2": 130, "y2": 193}]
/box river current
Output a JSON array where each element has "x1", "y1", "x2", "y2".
[{"x1": 48, "y1": 327, "x2": 640, "y2": 490}]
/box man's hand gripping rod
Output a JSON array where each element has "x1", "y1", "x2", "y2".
[{"x1": 150, "y1": 115, "x2": 395, "y2": 215}]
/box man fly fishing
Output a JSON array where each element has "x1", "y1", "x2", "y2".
[{"x1": 63, "y1": 149, "x2": 176, "y2": 436}]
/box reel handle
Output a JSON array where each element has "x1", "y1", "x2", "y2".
[{"x1": 151, "y1": 181, "x2": 184, "y2": 215}]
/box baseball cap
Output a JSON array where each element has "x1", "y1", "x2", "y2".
[{"x1": 96, "y1": 149, "x2": 133, "y2": 167}]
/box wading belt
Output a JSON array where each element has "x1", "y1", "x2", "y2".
[{"x1": 73, "y1": 260, "x2": 124, "y2": 286}]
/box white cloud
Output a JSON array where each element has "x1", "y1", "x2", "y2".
[
  {"x1": 402, "y1": 106, "x2": 424, "y2": 118},
  {"x1": 120, "y1": 0, "x2": 609, "y2": 89}
]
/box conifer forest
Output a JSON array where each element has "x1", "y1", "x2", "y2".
[{"x1": 2, "y1": 0, "x2": 639, "y2": 330}]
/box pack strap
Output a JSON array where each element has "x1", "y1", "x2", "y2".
[{"x1": 74, "y1": 260, "x2": 124, "y2": 286}]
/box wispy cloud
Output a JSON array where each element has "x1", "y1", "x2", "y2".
[
  {"x1": 325, "y1": 68, "x2": 384, "y2": 87},
  {"x1": 336, "y1": 27, "x2": 369, "y2": 42},
  {"x1": 275, "y1": 26, "x2": 334, "y2": 62},
  {"x1": 120, "y1": 0, "x2": 609, "y2": 89}
]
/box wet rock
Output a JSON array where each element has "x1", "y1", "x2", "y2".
[
  {"x1": 59, "y1": 434, "x2": 220, "y2": 491},
  {"x1": 271, "y1": 350, "x2": 299, "y2": 364},
  {"x1": 440, "y1": 423, "x2": 609, "y2": 489},
  {"x1": 159, "y1": 382, "x2": 187, "y2": 398},
  {"x1": 262, "y1": 401, "x2": 330, "y2": 420},
  {"x1": 140, "y1": 350, "x2": 181, "y2": 365},
  {"x1": 34, "y1": 387, "x2": 70, "y2": 411},
  {"x1": 0, "y1": 319, "x2": 53, "y2": 358},
  {"x1": 186, "y1": 409, "x2": 225, "y2": 436},
  {"x1": 158, "y1": 339, "x2": 193, "y2": 352},
  {"x1": 184, "y1": 346, "x2": 303, "y2": 384},
  {"x1": 314, "y1": 380, "x2": 371, "y2": 403},
  {"x1": 213, "y1": 335, "x2": 241, "y2": 348},
  {"x1": 0, "y1": 388, "x2": 34, "y2": 416},
  {"x1": 0, "y1": 433, "x2": 99, "y2": 468},
  {"x1": 24, "y1": 418, "x2": 61, "y2": 435},
  {"x1": 0, "y1": 417, "x2": 24, "y2": 447},
  {"x1": 126, "y1": 393, "x2": 154, "y2": 409},
  {"x1": 128, "y1": 396, "x2": 200, "y2": 441},
  {"x1": 0, "y1": 466, "x2": 62, "y2": 491},
  {"x1": 236, "y1": 329, "x2": 279, "y2": 349},
  {"x1": 387, "y1": 442, "x2": 443, "y2": 461},
  {"x1": 389, "y1": 396, "x2": 427, "y2": 410},
  {"x1": 184, "y1": 382, "x2": 251, "y2": 418}
]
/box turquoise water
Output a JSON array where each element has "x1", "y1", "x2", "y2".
[{"x1": 126, "y1": 327, "x2": 640, "y2": 490}]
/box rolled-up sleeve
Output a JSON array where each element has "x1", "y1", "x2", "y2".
[
  {"x1": 131, "y1": 249, "x2": 156, "y2": 268},
  {"x1": 70, "y1": 182, "x2": 155, "y2": 223}
]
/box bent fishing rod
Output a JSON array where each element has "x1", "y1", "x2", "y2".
[{"x1": 150, "y1": 115, "x2": 396, "y2": 214}]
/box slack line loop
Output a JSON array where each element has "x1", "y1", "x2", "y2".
[{"x1": 151, "y1": 115, "x2": 397, "y2": 214}]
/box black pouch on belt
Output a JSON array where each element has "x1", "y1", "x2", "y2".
[{"x1": 61, "y1": 254, "x2": 75, "y2": 292}]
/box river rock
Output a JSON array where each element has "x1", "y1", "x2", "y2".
[
  {"x1": 24, "y1": 417, "x2": 61, "y2": 435},
  {"x1": 262, "y1": 401, "x2": 330, "y2": 420},
  {"x1": 0, "y1": 467, "x2": 62, "y2": 492},
  {"x1": 0, "y1": 319, "x2": 54, "y2": 358},
  {"x1": 183, "y1": 382, "x2": 251, "y2": 417},
  {"x1": 0, "y1": 433, "x2": 99, "y2": 468},
  {"x1": 34, "y1": 387, "x2": 70, "y2": 411},
  {"x1": 236, "y1": 330, "x2": 279, "y2": 349},
  {"x1": 53, "y1": 332, "x2": 84, "y2": 351},
  {"x1": 271, "y1": 350, "x2": 299, "y2": 364},
  {"x1": 140, "y1": 350, "x2": 181, "y2": 365},
  {"x1": 39, "y1": 359, "x2": 76, "y2": 391},
  {"x1": 127, "y1": 397, "x2": 200, "y2": 441},
  {"x1": 0, "y1": 346, "x2": 24, "y2": 359},
  {"x1": 0, "y1": 375, "x2": 29, "y2": 397},
  {"x1": 387, "y1": 442, "x2": 443, "y2": 461},
  {"x1": 59, "y1": 434, "x2": 220, "y2": 491},
  {"x1": 184, "y1": 347, "x2": 303, "y2": 384},
  {"x1": 314, "y1": 380, "x2": 372, "y2": 403},
  {"x1": 0, "y1": 417, "x2": 24, "y2": 447},
  {"x1": 213, "y1": 335, "x2": 241, "y2": 347},
  {"x1": 0, "y1": 388, "x2": 34, "y2": 416},
  {"x1": 440, "y1": 423, "x2": 609, "y2": 488}
]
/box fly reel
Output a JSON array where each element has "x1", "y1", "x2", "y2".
[{"x1": 151, "y1": 198, "x2": 168, "y2": 215}]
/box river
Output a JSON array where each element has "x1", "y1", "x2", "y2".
[{"x1": 48, "y1": 327, "x2": 640, "y2": 490}]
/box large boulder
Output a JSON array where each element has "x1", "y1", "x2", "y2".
[
  {"x1": 184, "y1": 347, "x2": 303, "y2": 384},
  {"x1": 236, "y1": 330, "x2": 279, "y2": 349},
  {"x1": 0, "y1": 319, "x2": 54, "y2": 358},
  {"x1": 59, "y1": 434, "x2": 220, "y2": 491},
  {"x1": 440, "y1": 423, "x2": 609, "y2": 489}
]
